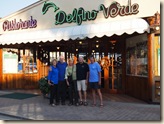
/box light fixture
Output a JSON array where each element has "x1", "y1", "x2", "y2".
[
  {"x1": 96, "y1": 40, "x2": 99, "y2": 43},
  {"x1": 96, "y1": 45, "x2": 99, "y2": 48},
  {"x1": 76, "y1": 49, "x2": 78, "y2": 51},
  {"x1": 57, "y1": 47, "x2": 60, "y2": 50},
  {"x1": 92, "y1": 50, "x2": 95, "y2": 53},
  {"x1": 110, "y1": 40, "x2": 117, "y2": 45},
  {"x1": 79, "y1": 41, "x2": 82, "y2": 44},
  {"x1": 147, "y1": 11, "x2": 160, "y2": 33},
  {"x1": 155, "y1": 26, "x2": 160, "y2": 31}
]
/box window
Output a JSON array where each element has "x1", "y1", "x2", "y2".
[
  {"x1": 3, "y1": 48, "x2": 37, "y2": 74},
  {"x1": 23, "y1": 49, "x2": 37, "y2": 73},
  {"x1": 3, "y1": 49, "x2": 18, "y2": 73},
  {"x1": 126, "y1": 34, "x2": 148, "y2": 76},
  {"x1": 49, "y1": 52, "x2": 65, "y2": 64}
]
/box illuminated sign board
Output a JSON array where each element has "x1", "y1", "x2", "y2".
[{"x1": 42, "y1": 0, "x2": 139, "y2": 25}]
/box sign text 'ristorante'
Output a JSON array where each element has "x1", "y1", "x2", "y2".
[
  {"x1": 3, "y1": 16, "x2": 37, "y2": 31},
  {"x1": 42, "y1": 0, "x2": 139, "y2": 25}
]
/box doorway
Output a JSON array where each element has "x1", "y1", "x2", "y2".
[
  {"x1": 108, "y1": 53, "x2": 122, "y2": 93},
  {"x1": 73, "y1": 37, "x2": 124, "y2": 93}
]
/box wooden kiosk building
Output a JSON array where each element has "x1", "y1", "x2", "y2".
[{"x1": 0, "y1": 0, "x2": 160, "y2": 103}]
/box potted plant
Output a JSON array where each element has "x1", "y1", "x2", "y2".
[{"x1": 38, "y1": 76, "x2": 50, "y2": 98}]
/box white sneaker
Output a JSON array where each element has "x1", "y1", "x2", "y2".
[{"x1": 51, "y1": 103, "x2": 55, "y2": 107}]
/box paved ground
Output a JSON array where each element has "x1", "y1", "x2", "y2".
[
  {"x1": 0, "y1": 114, "x2": 23, "y2": 120},
  {"x1": 0, "y1": 90, "x2": 161, "y2": 121}
]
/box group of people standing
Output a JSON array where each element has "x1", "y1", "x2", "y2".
[{"x1": 47, "y1": 55, "x2": 103, "y2": 107}]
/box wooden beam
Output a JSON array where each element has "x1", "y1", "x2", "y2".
[
  {"x1": 147, "y1": 33, "x2": 154, "y2": 102},
  {"x1": 0, "y1": 48, "x2": 3, "y2": 89}
]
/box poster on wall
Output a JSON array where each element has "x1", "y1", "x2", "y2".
[{"x1": 3, "y1": 52, "x2": 18, "y2": 73}]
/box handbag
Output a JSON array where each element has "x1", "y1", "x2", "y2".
[
  {"x1": 67, "y1": 66, "x2": 74, "y2": 83},
  {"x1": 67, "y1": 75, "x2": 73, "y2": 83}
]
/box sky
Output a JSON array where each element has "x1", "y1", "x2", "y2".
[{"x1": 0, "y1": 0, "x2": 39, "y2": 18}]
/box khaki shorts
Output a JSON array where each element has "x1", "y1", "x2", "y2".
[{"x1": 77, "y1": 80, "x2": 87, "y2": 91}]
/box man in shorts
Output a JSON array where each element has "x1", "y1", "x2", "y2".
[
  {"x1": 76, "y1": 56, "x2": 89, "y2": 106},
  {"x1": 88, "y1": 55, "x2": 103, "y2": 107}
]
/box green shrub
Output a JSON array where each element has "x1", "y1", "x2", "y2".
[{"x1": 38, "y1": 76, "x2": 50, "y2": 95}]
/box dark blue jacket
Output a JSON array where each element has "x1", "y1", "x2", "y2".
[{"x1": 56, "y1": 61, "x2": 67, "y2": 81}]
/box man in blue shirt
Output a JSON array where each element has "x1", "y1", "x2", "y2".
[
  {"x1": 56, "y1": 56, "x2": 67, "y2": 105},
  {"x1": 88, "y1": 55, "x2": 103, "y2": 107}
]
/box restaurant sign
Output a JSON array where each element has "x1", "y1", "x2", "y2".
[
  {"x1": 42, "y1": 0, "x2": 139, "y2": 25},
  {"x1": 3, "y1": 16, "x2": 37, "y2": 31}
]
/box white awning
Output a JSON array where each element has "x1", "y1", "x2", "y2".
[{"x1": 0, "y1": 18, "x2": 150, "y2": 45}]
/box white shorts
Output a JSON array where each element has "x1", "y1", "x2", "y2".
[{"x1": 77, "y1": 80, "x2": 87, "y2": 91}]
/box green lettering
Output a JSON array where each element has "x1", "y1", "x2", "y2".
[
  {"x1": 90, "y1": 10, "x2": 98, "y2": 20},
  {"x1": 55, "y1": 11, "x2": 66, "y2": 25},
  {"x1": 42, "y1": 0, "x2": 139, "y2": 26},
  {"x1": 99, "y1": 4, "x2": 110, "y2": 18},
  {"x1": 66, "y1": 14, "x2": 73, "y2": 23},
  {"x1": 72, "y1": 9, "x2": 77, "y2": 23},
  {"x1": 77, "y1": 8, "x2": 84, "y2": 25},
  {"x1": 83, "y1": 11, "x2": 87, "y2": 21}
]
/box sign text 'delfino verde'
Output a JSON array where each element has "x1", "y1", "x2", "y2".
[{"x1": 42, "y1": 0, "x2": 139, "y2": 25}]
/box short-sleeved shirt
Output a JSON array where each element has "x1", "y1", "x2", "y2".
[
  {"x1": 89, "y1": 62, "x2": 101, "y2": 83},
  {"x1": 47, "y1": 66, "x2": 59, "y2": 84},
  {"x1": 57, "y1": 61, "x2": 67, "y2": 81},
  {"x1": 76, "y1": 62, "x2": 89, "y2": 80}
]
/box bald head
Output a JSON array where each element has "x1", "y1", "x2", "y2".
[
  {"x1": 78, "y1": 56, "x2": 84, "y2": 63},
  {"x1": 59, "y1": 56, "x2": 64, "y2": 63}
]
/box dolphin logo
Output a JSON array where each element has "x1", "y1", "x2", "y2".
[{"x1": 42, "y1": 2, "x2": 59, "y2": 15}]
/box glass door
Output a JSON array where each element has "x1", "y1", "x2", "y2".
[{"x1": 109, "y1": 53, "x2": 122, "y2": 93}]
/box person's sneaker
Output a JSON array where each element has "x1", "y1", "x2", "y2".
[
  {"x1": 51, "y1": 103, "x2": 55, "y2": 107},
  {"x1": 84, "y1": 102, "x2": 88, "y2": 106},
  {"x1": 75, "y1": 102, "x2": 79, "y2": 106}
]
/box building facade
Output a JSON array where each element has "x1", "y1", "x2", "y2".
[{"x1": 0, "y1": 0, "x2": 160, "y2": 103}]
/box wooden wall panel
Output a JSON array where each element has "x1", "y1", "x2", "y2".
[
  {"x1": 126, "y1": 76, "x2": 148, "y2": 101},
  {"x1": 1, "y1": 58, "x2": 49, "y2": 90},
  {"x1": 1, "y1": 74, "x2": 39, "y2": 90}
]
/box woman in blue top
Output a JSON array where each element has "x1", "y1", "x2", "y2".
[
  {"x1": 88, "y1": 55, "x2": 103, "y2": 107},
  {"x1": 48, "y1": 59, "x2": 59, "y2": 107}
]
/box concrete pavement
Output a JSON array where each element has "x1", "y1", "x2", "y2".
[
  {"x1": 0, "y1": 90, "x2": 161, "y2": 120},
  {"x1": 0, "y1": 113, "x2": 24, "y2": 120}
]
